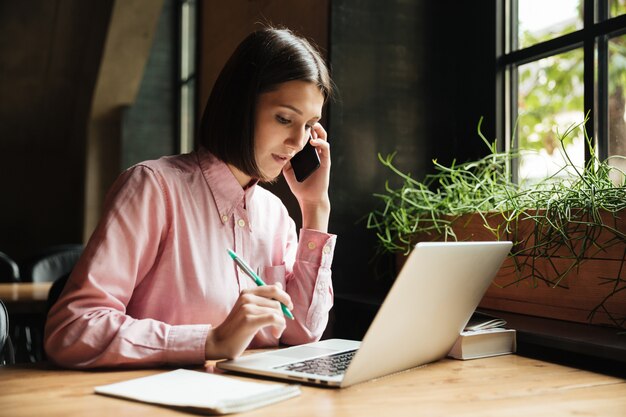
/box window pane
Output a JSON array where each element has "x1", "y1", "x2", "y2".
[
  {"x1": 609, "y1": 0, "x2": 626, "y2": 17},
  {"x1": 518, "y1": 0, "x2": 583, "y2": 50},
  {"x1": 180, "y1": 0, "x2": 196, "y2": 80},
  {"x1": 608, "y1": 33, "x2": 626, "y2": 182},
  {"x1": 179, "y1": 0, "x2": 196, "y2": 154},
  {"x1": 180, "y1": 81, "x2": 195, "y2": 154},
  {"x1": 517, "y1": 48, "x2": 585, "y2": 183}
]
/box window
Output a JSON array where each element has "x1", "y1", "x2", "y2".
[
  {"x1": 178, "y1": 0, "x2": 197, "y2": 154},
  {"x1": 497, "y1": 0, "x2": 626, "y2": 184}
]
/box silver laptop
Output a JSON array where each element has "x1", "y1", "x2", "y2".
[{"x1": 217, "y1": 241, "x2": 513, "y2": 388}]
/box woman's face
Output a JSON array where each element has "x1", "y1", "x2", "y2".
[{"x1": 252, "y1": 80, "x2": 324, "y2": 182}]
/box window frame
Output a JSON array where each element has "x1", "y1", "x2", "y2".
[
  {"x1": 176, "y1": 0, "x2": 198, "y2": 154},
  {"x1": 496, "y1": 0, "x2": 626, "y2": 170}
]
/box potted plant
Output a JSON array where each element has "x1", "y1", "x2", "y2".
[{"x1": 366, "y1": 119, "x2": 626, "y2": 329}]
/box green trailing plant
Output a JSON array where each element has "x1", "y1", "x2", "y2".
[{"x1": 366, "y1": 118, "x2": 626, "y2": 328}]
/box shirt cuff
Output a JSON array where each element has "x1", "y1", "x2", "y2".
[
  {"x1": 165, "y1": 324, "x2": 210, "y2": 364},
  {"x1": 297, "y1": 229, "x2": 337, "y2": 268}
]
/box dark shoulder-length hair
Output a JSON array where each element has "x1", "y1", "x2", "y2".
[{"x1": 197, "y1": 26, "x2": 333, "y2": 178}]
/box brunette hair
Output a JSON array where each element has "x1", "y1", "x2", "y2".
[{"x1": 198, "y1": 27, "x2": 333, "y2": 178}]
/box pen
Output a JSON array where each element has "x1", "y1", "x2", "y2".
[{"x1": 227, "y1": 248, "x2": 295, "y2": 320}]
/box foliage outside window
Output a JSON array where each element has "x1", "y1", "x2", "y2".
[{"x1": 500, "y1": 0, "x2": 626, "y2": 185}]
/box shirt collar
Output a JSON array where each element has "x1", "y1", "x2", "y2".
[{"x1": 197, "y1": 148, "x2": 257, "y2": 221}]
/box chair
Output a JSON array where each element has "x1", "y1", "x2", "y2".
[
  {"x1": 21, "y1": 244, "x2": 84, "y2": 283},
  {"x1": 46, "y1": 273, "x2": 71, "y2": 315},
  {"x1": 0, "y1": 251, "x2": 20, "y2": 283},
  {"x1": 0, "y1": 253, "x2": 19, "y2": 364},
  {"x1": 15, "y1": 244, "x2": 83, "y2": 362},
  {"x1": 1, "y1": 299, "x2": 15, "y2": 365}
]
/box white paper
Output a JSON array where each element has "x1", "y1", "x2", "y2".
[{"x1": 95, "y1": 369, "x2": 300, "y2": 414}]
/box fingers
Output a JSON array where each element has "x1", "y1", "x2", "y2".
[
  {"x1": 205, "y1": 291, "x2": 289, "y2": 360},
  {"x1": 309, "y1": 123, "x2": 330, "y2": 162},
  {"x1": 311, "y1": 123, "x2": 327, "y2": 141},
  {"x1": 236, "y1": 302, "x2": 287, "y2": 332},
  {"x1": 310, "y1": 138, "x2": 330, "y2": 162},
  {"x1": 241, "y1": 283, "x2": 293, "y2": 310},
  {"x1": 233, "y1": 307, "x2": 285, "y2": 341},
  {"x1": 235, "y1": 285, "x2": 291, "y2": 338}
]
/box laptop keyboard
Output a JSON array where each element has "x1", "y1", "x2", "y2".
[{"x1": 274, "y1": 349, "x2": 357, "y2": 377}]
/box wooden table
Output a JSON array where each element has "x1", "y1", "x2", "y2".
[
  {"x1": 1, "y1": 282, "x2": 53, "y2": 362},
  {"x1": 0, "y1": 282, "x2": 52, "y2": 315},
  {"x1": 1, "y1": 354, "x2": 625, "y2": 417}
]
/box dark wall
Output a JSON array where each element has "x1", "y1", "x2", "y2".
[
  {"x1": 329, "y1": 0, "x2": 430, "y2": 298},
  {"x1": 0, "y1": 0, "x2": 112, "y2": 261},
  {"x1": 0, "y1": 0, "x2": 173, "y2": 262},
  {"x1": 122, "y1": 0, "x2": 176, "y2": 169},
  {"x1": 328, "y1": 0, "x2": 496, "y2": 338}
]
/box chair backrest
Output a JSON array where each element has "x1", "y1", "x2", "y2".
[
  {"x1": 0, "y1": 251, "x2": 20, "y2": 283},
  {"x1": 22, "y1": 244, "x2": 84, "y2": 283},
  {"x1": 47, "y1": 273, "x2": 71, "y2": 315},
  {"x1": 1, "y1": 299, "x2": 15, "y2": 365}
]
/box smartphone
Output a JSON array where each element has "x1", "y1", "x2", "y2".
[{"x1": 290, "y1": 137, "x2": 321, "y2": 182}]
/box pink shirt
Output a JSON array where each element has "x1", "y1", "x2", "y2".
[{"x1": 44, "y1": 149, "x2": 336, "y2": 368}]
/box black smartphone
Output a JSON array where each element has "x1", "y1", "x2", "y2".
[{"x1": 290, "y1": 137, "x2": 321, "y2": 182}]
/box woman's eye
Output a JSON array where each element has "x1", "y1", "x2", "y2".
[{"x1": 276, "y1": 115, "x2": 290, "y2": 124}]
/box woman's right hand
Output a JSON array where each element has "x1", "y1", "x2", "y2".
[{"x1": 204, "y1": 283, "x2": 293, "y2": 360}]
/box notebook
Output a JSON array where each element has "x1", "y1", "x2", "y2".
[
  {"x1": 94, "y1": 369, "x2": 300, "y2": 414},
  {"x1": 217, "y1": 241, "x2": 513, "y2": 388}
]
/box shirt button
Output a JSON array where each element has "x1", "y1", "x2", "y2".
[
  {"x1": 323, "y1": 245, "x2": 331, "y2": 254},
  {"x1": 221, "y1": 215, "x2": 228, "y2": 223},
  {"x1": 237, "y1": 219, "x2": 246, "y2": 228},
  {"x1": 307, "y1": 242, "x2": 316, "y2": 250}
]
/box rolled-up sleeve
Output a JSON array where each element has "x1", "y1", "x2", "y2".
[{"x1": 281, "y1": 229, "x2": 336, "y2": 345}]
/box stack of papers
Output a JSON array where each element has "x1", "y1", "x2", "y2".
[
  {"x1": 463, "y1": 312, "x2": 507, "y2": 332},
  {"x1": 95, "y1": 369, "x2": 301, "y2": 414}
]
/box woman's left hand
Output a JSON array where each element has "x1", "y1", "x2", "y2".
[{"x1": 283, "y1": 123, "x2": 331, "y2": 232}]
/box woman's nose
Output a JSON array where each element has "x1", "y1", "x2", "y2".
[{"x1": 286, "y1": 127, "x2": 309, "y2": 150}]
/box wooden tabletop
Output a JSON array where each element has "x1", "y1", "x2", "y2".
[
  {"x1": 0, "y1": 282, "x2": 52, "y2": 314},
  {"x1": 1, "y1": 354, "x2": 625, "y2": 417}
]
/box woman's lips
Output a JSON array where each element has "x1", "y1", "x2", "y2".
[{"x1": 272, "y1": 153, "x2": 291, "y2": 164}]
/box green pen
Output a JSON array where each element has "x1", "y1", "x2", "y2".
[{"x1": 227, "y1": 248, "x2": 295, "y2": 320}]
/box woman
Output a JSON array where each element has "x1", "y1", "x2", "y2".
[{"x1": 44, "y1": 26, "x2": 336, "y2": 368}]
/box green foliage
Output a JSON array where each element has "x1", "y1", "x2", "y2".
[
  {"x1": 367, "y1": 117, "x2": 626, "y2": 255},
  {"x1": 366, "y1": 118, "x2": 626, "y2": 327},
  {"x1": 517, "y1": 6, "x2": 584, "y2": 154},
  {"x1": 366, "y1": 118, "x2": 521, "y2": 253},
  {"x1": 518, "y1": 47, "x2": 584, "y2": 154},
  {"x1": 517, "y1": 5, "x2": 626, "y2": 160},
  {"x1": 610, "y1": 0, "x2": 626, "y2": 17}
]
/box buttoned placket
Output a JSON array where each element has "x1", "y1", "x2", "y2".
[
  {"x1": 219, "y1": 212, "x2": 242, "y2": 292},
  {"x1": 232, "y1": 204, "x2": 253, "y2": 291}
]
